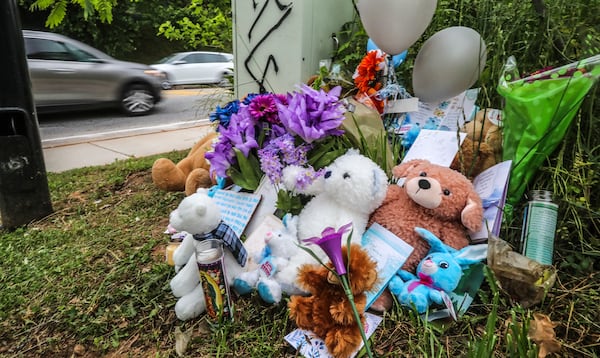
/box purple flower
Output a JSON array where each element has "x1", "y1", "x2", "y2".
[
  {"x1": 265, "y1": 123, "x2": 287, "y2": 141},
  {"x1": 294, "y1": 167, "x2": 325, "y2": 190},
  {"x1": 220, "y1": 108, "x2": 259, "y2": 157},
  {"x1": 257, "y1": 133, "x2": 313, "y2": 184},
  {"x1": 277, "y1": 85, "x2": 346, "y2": 143},
  {"x1": 304, "y1": 223, "x2": 353, "y2": 275},
  {"x1": 258, "y1": 146, "x2": 283, "y2": 184},
  {"x1": 205, "y1": 139, "x2": 235, "y2": 177}
]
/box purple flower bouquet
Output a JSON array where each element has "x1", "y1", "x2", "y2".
[{"x1": 206, "y1": 85, "x2": 350, "y2": 192}]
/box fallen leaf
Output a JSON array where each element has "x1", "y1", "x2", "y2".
[
  {"x1": 174, "y1": 326, "x2": 192, "y2": 357},
  {"x1": 528, "y1": 313, "x2": 561, "y2": 357}
]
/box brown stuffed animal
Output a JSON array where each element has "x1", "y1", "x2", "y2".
[
  {"x1": 289, "y1": 244, "x2": 378, "y2": 358},
  {"x1": 151, "y1": 131, "x2": 217, "y2": 196},
  {"x1": 451, "y1": 108, "x2": 503, "y2": 178},
  {"x1": 369, "y1": 159, "x2": 484, "y2": 273}
]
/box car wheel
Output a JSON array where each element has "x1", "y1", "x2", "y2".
[
  {"x1": 160, "y1": 73, "x2": 172, "y2": 90},
  {"x1": 120, "y1": 83, "x2": 155, "y2": 116}
]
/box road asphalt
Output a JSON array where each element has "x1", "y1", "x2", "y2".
[{"x1": 41, "y1": 120, "x2": 213, "y2": 173}]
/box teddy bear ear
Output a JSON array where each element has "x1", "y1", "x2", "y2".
[
  {"x1": 195, "y1": 203, "x2": 207, "y2": 216},
  {"x1": 461, "y1": 194, "x2": 484, "y2": 231},
  {"x1": 392, "y1": 159, "x2": 430, "y2": 178},
  {"x1": 345, "y1": 148, "x2": 360, "y2": 156}
]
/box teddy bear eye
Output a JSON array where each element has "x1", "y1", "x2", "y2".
[
  {"x1": 419, "y1": 172, "x2": 427, "y2": 177},
  {"x1": 440, "y1": 261, "x2": 449, "y2": 269},
  {"x1": 443, "y1": 189, "x2": 451, "y2": 196},
  {"x1": 343, "y1": 172, "x2": 351, "y2": 179}
]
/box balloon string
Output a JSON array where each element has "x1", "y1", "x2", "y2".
[{"x1": 377, "y1": 55, "x2": 411, "y2": 106}]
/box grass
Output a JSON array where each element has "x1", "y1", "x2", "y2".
[
  {"x1": 2, "y1": 0, "x2": 600, "y2": 356},
  {"x1": 1, "y1": 119, "x2": 598, "y2": 357}
]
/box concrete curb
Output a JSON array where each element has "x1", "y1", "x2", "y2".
[{"x1": 41, "y1": 118, "x2": 211, "y2": 149}]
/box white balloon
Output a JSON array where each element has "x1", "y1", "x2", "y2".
[
  {"x1": 412, "y1": 26, "x2": 487, "y2": 103},
  {"x1": 358, "y1": 0, "x2": 438, "y2": 55}
]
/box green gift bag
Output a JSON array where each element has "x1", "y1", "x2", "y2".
[{"x1": 498, "y1": 54, "x2": 600, "y2": 206}]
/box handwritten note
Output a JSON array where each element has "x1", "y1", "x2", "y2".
[
  {"x1": 401, "y1": 129, "x2": 467, "y2": 167},
  {"x1": 470, "y1": 160, "x2": 513, "y2": 242},
  {"x1": 361, "y1": 223, "x2": 414, "y2": 309},
  {"x1": 211, "y1": 189, "x2": 261, "y2": 238}
]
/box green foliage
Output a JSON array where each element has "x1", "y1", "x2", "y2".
[
  {"x1": 156, "y1": 0, "x2": 233, "y2": 52},
  {"x1": 28, "y1": 0, "x2": 116, "y2": 28}
]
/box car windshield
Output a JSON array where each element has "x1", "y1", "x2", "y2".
[{"x1": 157, "y1": 53, "x2": 181, "y2": 64}]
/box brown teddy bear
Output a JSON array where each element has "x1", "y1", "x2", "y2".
[
  {"x1": 288, "y1": 244, "x2": 378, "y2": 358},
  {"x1": 451, "y1": 108, "x2": 503, "y2": 178},
  {"x1": 369, "y1": 159, "x2": 484, "y2": 273},
  {"x1": 151, "y1": 131, "x2": 217, "y2": 196}
]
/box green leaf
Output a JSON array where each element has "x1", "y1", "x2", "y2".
[
  {"x1": 275, "y1": 189, "x2": 304, "y2": 216},
  {"x1": 228, "y1": 149, "x2": 262, "y2": 191}
]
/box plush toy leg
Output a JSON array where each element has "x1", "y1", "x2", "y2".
[
  {"x1": 324, "y1": 324, "x2": 363, "y2": 358},
  {"x1": 175, "y1": 284, "x2": 206, "y2": 321},
  {"x1": 400, "y1": 291, "x2": 429, "y2": 314},
  {"x1": 257, "y1": 278, "x2": 282, "y2": 304},
  {"x1": 172, "y1": 234, "x2": 195, "y2": 270},
  {"x1": 170, "y1": 254, "x2": 200, "y2": 297},
  {"x1": 184, "y1": 168, "x2": 214, "y2": 196},
  {"x1": 288, "y1": 296, "x2": 315, "y2": 329},
  {"x1": 233, "y1": 270, "x2": 259, "y2": 296},
  {"x1": 151, "y1": 158, "x2": 187, "y2": 192}
]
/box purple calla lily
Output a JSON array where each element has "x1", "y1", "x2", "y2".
[{"x1": 304, "y1": 222, "x2": 353, "y2": 275}]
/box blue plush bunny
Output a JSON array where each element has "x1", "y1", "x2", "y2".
[{"x1": 389, "y1": 227, "x2": 487, "y2": 314}]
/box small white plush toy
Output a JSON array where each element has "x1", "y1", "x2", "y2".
[
  {"x1": 282, "y1": 149, "x2": 389, "y2": 250},
  {"x1": 232, "y1": 215, "x2": 305, "y2": 303},
  {"x1": 168, "y1": 188, "x2": 247, "y2": 321}
]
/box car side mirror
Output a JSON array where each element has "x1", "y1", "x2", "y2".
[{"x1": 172, "y1": 60, "x2": 187, "y2": 65}]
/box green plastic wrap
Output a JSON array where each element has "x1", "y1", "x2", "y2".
[{"x1": 498, "y1": 54, "x2": 600, "y2": 206}]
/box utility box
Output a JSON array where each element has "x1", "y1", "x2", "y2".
[
  {"x1": 0, "y1": 0, "x2": 53, "y2": 228},
  {"x1": 232, "y1": 0, "x2": 354, "y2": 96}
]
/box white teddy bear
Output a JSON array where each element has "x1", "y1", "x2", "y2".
[
  {"x1": 232, "y1": 215, "x2": 306, "y2": 304},
  {"x1": 168, "y1": 189, "x2": 247, "y2": 321},
  {"x1": 282, "y1": 149, "x2": 389, "y2": 250}
]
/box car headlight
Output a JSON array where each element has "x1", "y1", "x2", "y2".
[{"x1": 144, "y1": 69, "x2": 166, "y2": 79}]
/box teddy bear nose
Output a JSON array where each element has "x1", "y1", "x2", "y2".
[
  {"x1": 418, "y1": 179, "x2": 431, "y2": 190},
  {"x1": 324, "y1": 170, "x2": 331, "y2": 179}
]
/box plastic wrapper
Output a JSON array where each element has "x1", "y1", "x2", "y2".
[
  {"x1": 487, "y1": 237, "x2": 556, "y2": 308},
  {"x1": 497, "y1": 55, "x2": 600, "y2": 206},
  {"x1": 342, "y1": 97, "x2": 395, "y2": 173}
]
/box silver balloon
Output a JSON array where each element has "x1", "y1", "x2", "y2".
[
  {"x1": 412, "y1": 26, "x2": 487, "y2": 103},
  {"x1": 358, "y1": 0, "x2": 438, "y2": 55}
]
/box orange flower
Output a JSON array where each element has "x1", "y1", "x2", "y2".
[{"x1": 353, "y1": 50, "x2": 386, "y2": 93}]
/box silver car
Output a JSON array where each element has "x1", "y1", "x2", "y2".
[{"x1": 23, "y1": 30, "x2": 163, "y2": 116}]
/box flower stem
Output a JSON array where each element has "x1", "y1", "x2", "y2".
[{"x1": 340, "y1": 274, "x2": 373, "y2": 358}]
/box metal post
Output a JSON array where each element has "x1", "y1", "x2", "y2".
[{"x1": 0, "y1": 0, "x2": 53, "y2": 228}]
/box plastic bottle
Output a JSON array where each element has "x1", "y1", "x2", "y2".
[{"x1": 520, "y1": 190, "x2": 558, "y2": 265}]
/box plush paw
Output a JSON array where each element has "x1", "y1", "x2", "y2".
[
  {"x1": 257, "y1": 280, "x2": 282, "y2": 304},
  {"x1": 400, "y1": 292, "x2": 429, "y2": 314},
  {"x1": 233, "y1": 278, "x2": 254, "y2": 296}
]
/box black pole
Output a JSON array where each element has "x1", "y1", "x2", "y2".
[{"x1": 0, "y1": 0, "x2": 53, "y2": 228}]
